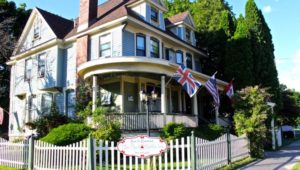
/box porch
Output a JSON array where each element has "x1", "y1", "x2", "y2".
[{"x1": 106, "y1": 112, "x2": 198, "y2": 131}]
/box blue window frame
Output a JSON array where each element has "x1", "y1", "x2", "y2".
[{"x1": 136, "y1": 34, "x2": 146, "y2": 56}]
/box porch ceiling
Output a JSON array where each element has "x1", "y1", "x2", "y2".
[{"x1": 77, "y1": 57, "x2": 228, "y2": 90}]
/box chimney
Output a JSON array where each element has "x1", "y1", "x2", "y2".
[{"x1": 77, "y1": 0, "x2": 98, "y2": 32}]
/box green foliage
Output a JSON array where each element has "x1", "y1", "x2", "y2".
[
  {"x1": 278, "y1": 85, "x2": 300, "y2": 126},
  {"x1": 33, "y1": 102, "x2": 68, "y2": 138},
  {"x1": 77, "y1": 101, "x2": 93, "y2": 120},
  {"x1": 75, "y1": 79, "x2": 92, "y2": 113},
  {"x1": 91, "y1": 107, "x2": 121, "y2": 142},
  {"x1": 234, "y1": 86, "x2": 271, "y2": 158},
  {"x1": 41, "y1": 123, "x2": 92, "y2": 146},
  {"x1": 194, "y1": 124, "x2": 225, "y2": 140},
  {"x1": 160, "y1": 122, "x2": 187, "y2": 141},
  {"x1": 245, "y1": 0, "x2": 281, "y2": 107}
]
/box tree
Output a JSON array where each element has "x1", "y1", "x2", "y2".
[
  {"x1": 0, "y1": 0, "x2": 30, "y2": 134},
  {"x1": 278, "y1": 85, "x2": 300, "y2": 126},
  {"x1": 234, "y1": 86, "x2": 271, "y2": 158},
  {"x1": 191, "y1": 0, "x2": 235, "y2": 77},
  {"x1": 245, "y1": 0, "x2": 281, "y2": 106},
  {"x1": 224, "y1": 15, "x2": 254, "y2": 90},
  {"x1": 163, "y1": 0, "x2": 191, "y2": 18}
]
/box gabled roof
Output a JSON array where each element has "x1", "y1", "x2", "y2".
[
  {"x1": 165, "y1": 11, "x2": 196, "y2": 29},
  {"x1": 36, "y1": 8, "x2": 74, "y2": 39}
]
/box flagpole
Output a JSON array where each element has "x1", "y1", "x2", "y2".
[{"x1": 0, "y1": 107, "x2": 10, "y2": 115}]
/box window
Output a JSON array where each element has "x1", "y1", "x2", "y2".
[
  {"x1": 151, "y1": 7, "x2": 158, "y2": 23},
  {"x1": 186, "y1": 28, "x2": 191, "y2": 43},
  {"x1": 176, "y1": 51, "x2": 183, "y2": 64},
  {"x1": 150, "y1": 38, "x2": 159, "y2": 58},
  {"x1": 186, "y1": 53, "x2": 193, "y2": 69},
  {"x1": 136, "y1": 34, "x2": 146, "y2": 56},
  {"x1": 33, "y1": 19, "x2": 41, "y2": 39},
  {"x1": 194, "y1": 56, "x2": 202, "y2": 72},
  {"x1": 25, "y1": 58, "x2": 32, "y2": 81},
  {"x1": 38, "y1": 53, "x2": 46, "y2": 78},
  {"x1": 41, "y1": 93, "x2": 52, "y2": 114},
  {"x1": 26, "y1": 95, "x2": 35, "y2": 122},
  {"x1": 165, "y1": 48, "x2": 175, "y2": 62},
  {"x1": 99, "y1": 34, "x2": 111, "y2": 58}
]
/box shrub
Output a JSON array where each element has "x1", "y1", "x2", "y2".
[
  {"x1": 234, "y1": 86, "x2": 271, "y2": 158},
  {"x1": 160, "y1": 122, "x2": 187, "y2": 141},
  {"x1": 33, "y1": 102, "x2": 68, "y2": 138},
  {"x1": 41, "y1": 123, "x2": 92, "y2": 146},
  {"x1": 194, "y1": 124, "x2": 225, "y2": 140},
  {"x1": 92, "y1": 107, "x2": 121, "y2": 142}
]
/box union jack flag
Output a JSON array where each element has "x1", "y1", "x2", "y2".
[{"x1": 173, "y1": 65, "x2": 202, "y2": 98}]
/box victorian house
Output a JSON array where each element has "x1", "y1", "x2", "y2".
[{"x1": 7, "y1": 0, "x2": 228, "y2": 138}]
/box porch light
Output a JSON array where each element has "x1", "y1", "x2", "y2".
[
  {"x1": 140, "y1": 90, "x2": 148, "y2": 102},
  {"x1": 151, "y1": 89, "x2": 158, "y2": 101}
]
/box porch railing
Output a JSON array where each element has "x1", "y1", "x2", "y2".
[{"x1": 105, "y1": 113, "x2": 198, "y2": 130}]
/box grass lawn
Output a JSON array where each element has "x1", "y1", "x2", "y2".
[
  {"x1": 0, "y1": 165, "x2": 25, "y2": 170},
  {"x1": 216, "y1": 157, "x2": 256, "y2": 170},
  {"x1": 293, "y1": 162, "x2": 300, "y2": 170}
]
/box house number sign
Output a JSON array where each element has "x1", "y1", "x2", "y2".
[{"x1": 117, "y1": 136, "x2": 168, "y2": 158}]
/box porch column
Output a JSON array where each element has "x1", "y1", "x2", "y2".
[
  {"x1": 193, "y1": 94, "x2": 198, "y2": 126},
  {"x1": 120, "y1": 76, "x2": 124, "y2": 113},
  {"x1": 92, "y1": 75, "x2": 98, "y2": 112},
  {"x1": 161, "y1": 76, "x2": 166, "y2": 124}
]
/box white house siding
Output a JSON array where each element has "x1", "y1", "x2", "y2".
[
  {"x1": 19, "y1": 14, "x2": 56, "y2": 53},
  {"x1": 112, "y1": 29, "x2": 122, "y2": 57}
]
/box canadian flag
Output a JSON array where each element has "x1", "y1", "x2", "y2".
[{"x1": 224, "y1": 80, "x2": 234, "y2": 100}]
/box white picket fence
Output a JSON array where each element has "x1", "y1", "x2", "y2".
[
  {"x1": 33, "y1": 140, "x2": 89, "y2": 170},
  {"x1": 195, "y1": 134, "x2": 249, "y2": 170},
  {"x1": 0, "y1": 134, "x2": 249, "y2": 170},
  {"x1": 0, "y1": 138, "x2": 29, "y2": 169}
]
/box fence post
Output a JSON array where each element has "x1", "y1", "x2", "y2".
[
  {"x1": 226, "y1": 127, "x2": 231, "y2": 165},
  {"x1": 28, "y1": 136, "x2": 34, "y2": 170},
  {"x1": 191, "y1": 131, "x2": 197, "y2": 170},
  {"x1": 88, "y1": 134, "x2": 95, "y2": 170}
]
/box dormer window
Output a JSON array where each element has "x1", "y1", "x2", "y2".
[
  {"x1": 33, "y1": 19, "x2": 41, "y2": 40},
  {"x1": 176, "y1": 51, "x2": 183, "y2": 64},
  {"x1": 186, "y1": 28, "x2": 191, "y2": 43},
  {"x1": 151, "y1": 7, "x2": 158, "y2": 23}
]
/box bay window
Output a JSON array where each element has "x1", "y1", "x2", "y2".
[
  {"x1": 151, "y1": 7, "x2": 158, "y2": 23},
  {"x1": 176, "y1": 51, "x2": 183, "y2": 64},
  {"x1": 99, "y1": 34, "x2": 111, "y2": 58},
  {"x1": 136, "y1": 34, "x2": 146, "y2": 56},
  {"x1": 186, "y1": 53, "x2": 193, "y2": 69},
  {"x1": 150, "y1": 38, "x2": 159, "y2": 58}
]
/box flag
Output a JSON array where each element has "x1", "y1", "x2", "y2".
[
  {"x1": 224, "y1": 80, "x2": 234, "y2": 100},
  {"x1": 205, "y1": 73, "x2": 220, "y2": 107},
  {"x1": 0, "y1": 107, "x2": 3, "y2": 125},
  {"x1": 173, "y1": 65, "x2": 202, "y2": 98}
]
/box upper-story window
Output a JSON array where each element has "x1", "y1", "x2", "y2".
[
  {"x1": 24, "y1": 58, "x2": 32, "y2": 81},
  {"x1": 194, "y1": 56, "x2": 202, "y2": 72},
  {"x1": 99, "y1": 34, "x2": 111, "y2": 58},
  {"x1": 176, "y1": 50, "x2": 183, "y2": 64},
  {"x1": 151, "y1": 7, "x2": 158, "y2": 23},
  {"x1": 136, "y1": 34, "x2": 146, "y2": 56},
  {"x1": 150, "y1": 38, "x2": 159, "y2": 58},
  {"x1": 186, "y1": 53, "x2": 193, "y2": 69},
  {"x1": 165, "y1": 48, "x2": 175, "y2": 62},
  {"x1": 186, "y1": 28, "x2": 191, "y2": 43},
  {"x1": 38, "y1": 53, "x2": 46, "y2": 78},
  {"x1": 33, "y1": 19, "x2": 41, "y2": 40}
]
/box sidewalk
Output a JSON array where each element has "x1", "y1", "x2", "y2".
[{"x1": 238, "y1": 140, "x2": 300, "y2": 170}]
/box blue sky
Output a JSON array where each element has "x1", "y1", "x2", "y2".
[{"x1": 10, "y1": 0, "x2": 300, "y2": 92}]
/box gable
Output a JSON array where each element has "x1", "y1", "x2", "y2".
[
  {"x1": 14, "y1": 9, "x2": 56, "y2": 55},
  {"x1": 184, "y1": 15, "x2": 195, "y2": 29}
]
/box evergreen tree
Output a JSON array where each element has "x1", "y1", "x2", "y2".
[
  {"x1": 163, "y1": 0, "x2": 191, "y2": 18},
  {"x1": 245, "y1": 0, "x2": 280, "y2": 105},
  {"x1": 224, "y1": 15, "x2": 254, "y2": 90},
  {"x1": 191, "y1": 0, "x2": 235, "y2": 77}
]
